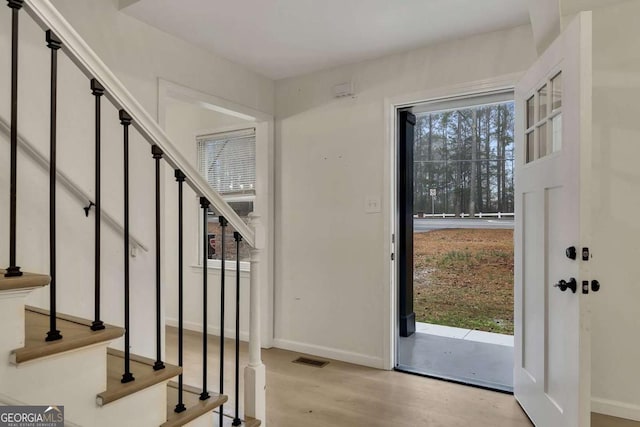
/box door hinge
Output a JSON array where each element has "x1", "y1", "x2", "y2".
[{"x1": 390, "y1": 253, "x2": 395, "y2": 261}]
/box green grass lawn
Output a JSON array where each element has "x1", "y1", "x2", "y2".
[{"x1": 413, "y1": 228, "x2": 514, "y2": 335}]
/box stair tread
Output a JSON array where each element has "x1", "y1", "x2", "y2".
[
  {"x1": 243, "y1": 417, "x2": 261, "y2": 427},
  {"x1": 0, "y1": 269, "x2": 50, "y2": 292},
  {"x1": 98, "y1": 348, "x2": 181, "y2": 406},
  {"x1": 12, "y1": 307, "x2": 124, "y2": 364},
  {"x1": 162, "y1": 381, "x2": 227, "y2": 427}
]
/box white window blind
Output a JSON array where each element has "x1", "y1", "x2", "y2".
[{"x1": 197, "y1": 128, "x2": 256, "y2": 197}]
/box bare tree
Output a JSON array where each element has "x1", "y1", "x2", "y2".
[{"x1": 469, "y1": 109, "x2": 478, "y2": 216}]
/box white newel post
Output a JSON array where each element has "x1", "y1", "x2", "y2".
[{"x1": 245, "y1": 212, "x2": 266, "y2": 425}]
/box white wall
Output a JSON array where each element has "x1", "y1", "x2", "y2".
[
  {"x1": 51, "y1": 0, "x2": 274, "y2": 118},
  {"x1": 4, "y1": 0, "x2": 636, "y2": 419},
  {"x1": 162, "y1": 99, "x2": 253, "y2": 342},
  {"x1": 589, "y1": 0, "x2": 640, "y2": 420},
  {"x1": 0, "y1": 0, "x2": 273, "y2": 361},
  {"x1": 274, "y1": 25, "x2": 536, "y2": 367}
]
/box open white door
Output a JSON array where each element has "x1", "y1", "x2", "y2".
[{"x1": 514, "y1": 12, "x2": 592, "y2": 427}]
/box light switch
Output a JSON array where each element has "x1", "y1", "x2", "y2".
[{"x1": 365, "y1": 196, "x2": 381, "y2": 213}]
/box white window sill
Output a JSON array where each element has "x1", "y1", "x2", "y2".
[{"x1": 190, "y1": 259, "x2": 250, "y2": 273}]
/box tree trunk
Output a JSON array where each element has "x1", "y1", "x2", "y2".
[
  {"x1": 496, "y1": 106, "x2": 503, "y2": 212},
  {"x1": 500, "y1": 106, "x2": 507, "y2": 212},
  {"x1": 442, "y1": 114, "x2": 450, "y2": 214},
  {"x1": 428, "y1": 115, "x2": 433, "y2": 214},
  {"x1": 485, "y1": 108, "x2": 491, "y2": 211},
  {"x1": 469, "y1": 109, "x2": 477, "y2": 217},
  {"x1": 454, "y1": 112, "x2": 462, "y2": 217},
  {"x1": 414, "y1": 118, "x2": 423, "y2": 213}
]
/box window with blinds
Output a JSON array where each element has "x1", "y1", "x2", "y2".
[{"x1": 197, "y1": 128, "x2": 256, "y2": 197}]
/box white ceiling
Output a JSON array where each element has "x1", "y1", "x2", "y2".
[{"x1": 121, "y1": 0, "x2": 530, "y2": 80}]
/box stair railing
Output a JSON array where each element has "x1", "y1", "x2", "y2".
[
  {"x1": 3, "y1": 0, "x2": 265, "y2": 423},
  {"x1": 0, "y1": 117, "x2": 149, "y2": 254},
  {"x1": 5, "y1": 0, "x2": 22, "y2": 278}
]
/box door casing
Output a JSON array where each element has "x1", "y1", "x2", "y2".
[{"x1": 385, "y1": 75, "x2": 522, "y2": 369}]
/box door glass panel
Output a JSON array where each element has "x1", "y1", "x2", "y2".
[
  {"x1": 526, "y1": 131, "x2": 535, "y2": 163},
  {"x1": 527, "y1": 96, "x2": 535, "y2": 129},
  {"x1": 538, "y1": 85, "x2": 548, "y2": 119},
  {"x1": 551, "y1": 72, "x2": 562, "y2": 110},
  {"x1": 552, "y1": 114, "x2": 562, "y2": 152},
  {"x1": 538, "y1": 123, "x2": 548, "y2": 158}
]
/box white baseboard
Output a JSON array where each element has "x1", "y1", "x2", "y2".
[
  {"x1": 592, "y1": 397, "x2": 640, "y2": 422},
  {"x1": 272, "y1": 338, "x2": 384, "y2": 369},
  {"x1": 166, "y1": 318, "x2": 249, "y2": 342}
]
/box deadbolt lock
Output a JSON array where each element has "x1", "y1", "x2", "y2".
[{"x1": 554, "y1": 278, "x2": 577, "y2": 293}]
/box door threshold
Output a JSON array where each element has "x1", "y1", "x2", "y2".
[{"x1": 395, "y1": 364, "x2": 513, "y2": 394}]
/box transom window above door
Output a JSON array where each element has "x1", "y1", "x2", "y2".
[{"x1": 525, "y1": 71, "x2": 562, "y2": 163}]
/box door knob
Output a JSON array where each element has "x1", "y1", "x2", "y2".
[{"x1": 554, "y1": 278, "x2": 577, "y2": 293}]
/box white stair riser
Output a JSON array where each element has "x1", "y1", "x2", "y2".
[
  {"x1": 0, "y1": 289, "x2": 33, "y2": 351},
  {"x1": 0, "y1": 344, "x2": 107, "y2": 424},
  {"x1": 183, "y1": 413, "x2": 215, "y2": 427},
  {"x1": 91, "y1": 382, "x2": 168, "y2": 427}
]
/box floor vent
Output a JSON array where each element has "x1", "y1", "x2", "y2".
[{"x1": 292, "y1": 357, "x2": 329, "y2": 368}]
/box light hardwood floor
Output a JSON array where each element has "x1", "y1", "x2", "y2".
[
  {"x1": 166, "y1": 328, "x2": 637, "y2": 427},
  {"x1": 167, "y1": 328, "x2": 530, "y2": 426}
]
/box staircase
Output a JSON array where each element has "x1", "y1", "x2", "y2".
[{"x1": 0, "y1": 1, "x2": 266, "y2": 426}]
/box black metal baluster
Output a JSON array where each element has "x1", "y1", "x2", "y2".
[
  {"x1": 219, "y1": 216, "x2": 228, "y2": 427},
  {"x1": 232, "y1": 231, "x2": 242, "y2": 426},
  {"x1": 45, "y1": 30, "x2": 62, "y2": 342},
  {"x1": 90, "y1": 79, "x2": 105, "y2": 331},
  {"x1": 120, "y1": 110, "x2": 135, "y2": 384},
  {"x1": 4, "y1": 0, "x2": 23, "y2": 278},
  {"x1": 174, "y1": 170, "x2": 186, "y2": 413},
  {"x1": 152, "y1": 146, "x2": 165, "y2": 371},
  {"x1": 199, "y1": 197, "x2": 211, "y2": 401}
]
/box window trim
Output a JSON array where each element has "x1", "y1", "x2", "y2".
[
  {"x1": 411, "y1": 90, "x2": 513, "y2": 115},
  {"x1": 194, "y1": 123, "x2": 257, "y2": 272},
  {"x1": 191, "y1": 260, "x2": 251, "y2": 274}
]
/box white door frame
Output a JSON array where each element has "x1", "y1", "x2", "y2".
[
  {"x1": 157, "y1": 79, "x2": 275, "y2": 348},
  {"x1": 383, "y1": 73, "x2": 523, "y2": 369}
]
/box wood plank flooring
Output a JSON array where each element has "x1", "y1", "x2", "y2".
[
  {"x1": 168, "y1": 327, "x2": 530, "y2": 427},
  {"x1": 168, "y1": 327, "x2": 639, "y2": 427},
  {"x1": 593, "y1": 413, "x2": 640, "y2": 427}
]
